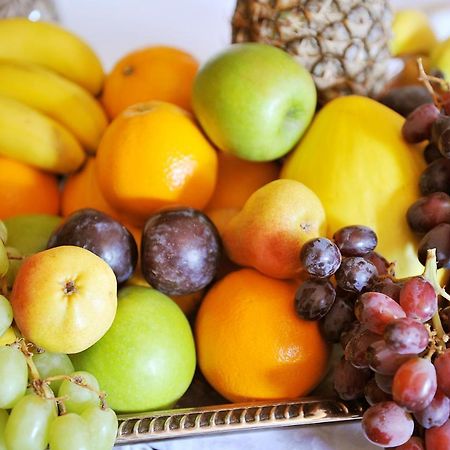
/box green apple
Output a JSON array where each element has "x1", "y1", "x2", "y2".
[
  {"x1": 71, "y1": 286, "x2": 196, "y2": 413},
  {"x1": 193, "y1": 43, "x2": 316, "y2": 162}
]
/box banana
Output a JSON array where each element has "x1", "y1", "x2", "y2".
[
  {"x1": 0, "y1": 18, "x2": 103, "y2": 95},
  {"x1": 0, "y1": 60, "x2": 108, "y2": 151},
  {"x1": 390, "y1": 10, "x2": 438, "y2": 57},
  {"x1": 431, "y1": 38, "x2": 450, "y2": 81},
  {"x1": 0, "y1": 95, "x2": 85, "y2": 174}
]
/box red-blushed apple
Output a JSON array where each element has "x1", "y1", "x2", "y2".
[
  {"x1": 10, "y1": 246, "x2": 117, "y2": 354},
  {"x1": 193, "y1": 43, "x2": 317, "y2": 162}
]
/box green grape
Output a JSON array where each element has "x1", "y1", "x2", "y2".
[
  {"x1": 0, "y1": 221, "x2": 6, "y2": 245},
  {"x1": 0, "y1": 295, "x2": 13, "y2": 337},
  {"x1": 0, "y1": 345, "x2": 27, "y2": 408},
  {"x1": 33, "y1": 352, "x2": 74, "y2": 393},
  {"x1": 48, "y1": 413, "x2": 90, "y2": 450},
  {"x1": 5, "y1": 394, "x2": 57, "y2": 450},
  {"x1": 5, "y1": 247, "x2": 22, "y2": 289},
  {"x1": 0, "y1": 409, "x2": 9, "y2": 450},
  {"x1": 58, "y1": 371, "x2": 100, "y2": 414},
  {"x1": 82, "y1": 405, "x2": 118, "y2": 450},
  {"x1": 0, "y1": 241, "x2": 8, "y2": 278}
]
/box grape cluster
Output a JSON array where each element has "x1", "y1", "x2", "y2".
[
  {"x1": 297, "y1": 224, "x2": 450, "y2": 448},
  {"x1": 0, "y1": 219, "x2": 119, "y2": 450},
  {"x1": 401, "y1": 80, "x2": 450, "y2": 270}
]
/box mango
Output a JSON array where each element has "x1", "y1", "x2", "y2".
[
  {"x1": 222, "y1": 179, "x2": 326, "y2": 279},
  {"x1": 281, "y1": 96, "x2": 425, "y2": 278}
]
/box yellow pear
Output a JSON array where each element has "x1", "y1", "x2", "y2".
[{"x1": 281, "y1": 96, "x2": 425, "y2": 278}]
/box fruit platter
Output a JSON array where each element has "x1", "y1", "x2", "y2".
[{"x1": 1, "y1": 0, "x2": 450, "y2": 449}]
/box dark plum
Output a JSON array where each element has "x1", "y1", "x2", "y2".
[
  {"x1": 407, "y1": 192, "x2": 450, "y2": 234},
  {"x1": 300, "y1": 237, "x2": 341, "y2": 278},
  {"x1": 141, "y1": 207, "x2": 221, "y2": 296},
  {"x1": 419, "y1": 158, "x2": 450, "y2": 196},
  {"x1": 378, "y1": 86, "x2": 433, "y2": 118},
  {"x1": 418, "y1": 223, "x2": 450, "y2": 268},
  {"x1": 333, "y1": 225, "x2": 377, "y2": 257},
  {"x1": 47, "y1": 208, "x2": 138, "y2": 284}
]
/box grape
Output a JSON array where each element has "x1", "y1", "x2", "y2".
[
  {"x1": 370, "y1": 278, "x2": 402, "y2": 302},
  {"x1": 375, "y1": 372, "x2": 394, "y2": 394},
  {"x1": 333, "y1": 225, "x2": 378, "y2": 257},
  {"x1": 419, "y1": 158, "x2": 450, "y2": 196},
  {"x1": 424, "y1": 142, "x2": 443, "y2": 164},
  {"x1": 399, "y1": 276, "x2": 437, "y2": 322},
  {"x1": 0, "y1": 409, "x2": 8, "y2": 450},
  {"x1": 5, "y1": 394, "x2": 57, "y2": 450},
  {"x1": 333, "y1": 357, "x2": 371, "y2": 400},
  {"x1": 367, "y1": 340, "x2": 414, "y2": 376},
  {"x1": 361, "y1": 401, "x2": 414, "y2": 447},
  {"x1": 340, "y1": 321, "x2": 363, "y2": 350},
  {"x1": 435, "y1": 349, "x2": 450, "y2": 397},
  {"x1": 0, "y1": 221, "x2": 6, "y2": 245},
  {"x1": 33, "y1": 352, "x2": 74, "y2": 393},
  {"x1": 414, "y1": 389, "x2": 450, "y2": 429},
  {"x1": 294, "y1": 278, "x2": 336, "y2": 320},
  {"x1": 344, "y1": 328, "x2": 379, "y2": 369},
  {"x1": 440, "y1": 305, "x2": 450, "y2": 333},
  {"x1": 48, "y1": 413, "x2": 90, "y2": 450},
  {"x1": 384, "y1": 317, "x2": 429, "y2": 354},
  {"x1": 425, "y1": 418, "x2": 450, "y2": 450},
  {"x1": 335, "y1": 257, "x2": 378, "y2": 293},
  {"x1": 319, "y1": 292, "x2": 355, "y2": 342},
  {"x1": 355, "y1": 292, "x2": 406, "y2": 334},
  {"x1": 57, "y1": 371, "x2": 100, "y2": 414},
  {"x1": 402, "y1": 103, "x2": 441, "y2": 143},
  {"x1": 299, "y1": 237, "x2": 341, "y2": 278},
  {"x1": 431, "y1": 114, "x2": 450, "y2": 158},
  {"x1": 378, "y1": 85, "x2": 433, "y2": 118},
  {"x1": 364, "y1": 378, "x2": 391, "y2": 406},
  {"x1": 0, "y1": 240, "x2": 8, "y2": 278},
  {"x1": 0, "y1": 345, "x2": 27, "y2": 409},
  {"x1": 418, "y1": 223, "x2": 450, "y2": 268},
  {"x1": 0, "y1": 295, "x2": 13, "y2": 337},
  {"x1": 393, "y1": 436, "x2": 425, "y2": 449},
  {"x1": 364, "y1": 251, "x2": 390, "y2": 276},
  {"x1": 81, "y1": 405, "x2": 118, "y2": 450},
  {"x1": 407, "y1": 192, "x2": 450, "y2": 234},
  {"x1": 393, "y1": 357, "x2": 437, "y2": 412}
]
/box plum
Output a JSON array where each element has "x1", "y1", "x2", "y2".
[
  {"x1": 47, "y1": 208, "x2": 137, "y2": 284},
  {"x1": 141, "y1": 207, "x2": 221, "y2": 296}
]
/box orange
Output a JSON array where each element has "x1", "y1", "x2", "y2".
[
  {"x1": 61, "y1": 157, "x2": 120, "y2": 219},
  {"x1": 195, "y1": 268, "x2": 330, "y2": 402},
  {"x1": 206, "y1": 152, "x2": 280, "y2": 211},
  {"x1": 101, "y1": 46, "x2": 199, "y2": 119},
  {"x1": 96, "y1": 101, "x2": 218, "y2": 225},
  {"x1": 0, "y1": 156, "x2": 60, "y2": 219}
]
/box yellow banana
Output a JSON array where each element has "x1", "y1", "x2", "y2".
[
  {"x1": 0, "y1": 95, "x2": 85, "y2": 174},
  {"x1": 390, "y1": 10, "x2": 438, "y2": 57},
  {"x1": 0, "y1": 60, "x2": 108, "y2": 151},
  {"x1": 431, "y1": 38, "x2": 450, "y2": 81},
  {"x1": 0, "y1": 18, "x2": 103, "y2": 95}
]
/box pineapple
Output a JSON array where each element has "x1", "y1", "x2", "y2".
[{"x1": 232, "y1": 0, "x2": 392, "y2": 104}]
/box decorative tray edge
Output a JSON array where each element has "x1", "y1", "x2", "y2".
[{"x1": 115, "y1": 397, "x2": 366, "y2": 445}]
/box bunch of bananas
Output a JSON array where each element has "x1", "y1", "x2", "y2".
[{"x1": 0, "y1": 18, "x2": 107, "y2": 174}]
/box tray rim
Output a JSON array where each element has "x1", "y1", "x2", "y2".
[{"x1": 115, "y1": 396, "x2": 367, "y2": 445}]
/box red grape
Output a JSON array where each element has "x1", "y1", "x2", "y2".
[
  {"x1": 364, "y1": 251, "x2": 390, "y2": 276},
  {"x1": 425, "y1": 418, "x2": 450, "y2": 450},
  {"x1": 335, "y1": 257, "x2": 378, "y2": 293},
  {"x1": 340, "y1": 321, "x2": 363, "y2": 350},
  {"x1": 419, "y1": 158, "x2": 450, "y2": 196},
  {"x1": 424, "y1": 142, "x2": 443, "y2": 164},
  {"x1": 300, "y1": 237, "x2": 341, "y2": 278},
  {"x1": 399, "y1": 277, "x2": 437, "y2": 323},
  {"x1": 418, "y1": 223, "x2": 450, "y2": 269},
  {"x1": 393, "y1": 357, "x2": 437, "y2": 412},
  {"x1": 367, "y1": 340, "x2": 414, "y2": 376},
  {"x1": 333, "y1": 357, "x2": 371, "y2": 400},
  {"x1": 355, "y1": 292, "x2": 406, "y2": 334},
  {"x1": 294, "y1": 278, "x2": 336, "y2": 320},
  {"x1": 383, "y1": 317, "x2": 429, "y2": 355},
  {"x1": 378, "y1": 85, "x2": 433, "y2": 118},
  {"x1": 414, "y1": 389, "x2": 450, "y2": 429},
  {"x1": 431, "y1": 114, "x2": 450, "y2": 157},
  {"x1": 333, "y1": 225, "x2": 378, "y2": 257},
  {"x1": 393, "y1": 436, "x2": 425, "y2": 450},
  {"x1": 361, "y1": 401, "x2": 414, "y2": 447},
  {"x1": 319, "y1": 292, "x2": 355, "y2": 343},
  {"x1": 407, "y1": 192, "x2": 450, "y2": 234},
  {"x1": 375, "y1": 372, "x2": 394, "y2": 394},
  {"x1": 370, "y1": 278, "x2": 402, "y2": 302},
  {"x1": 402, "y1": 103, "x2": 440, "y2": 143},
  {"x1": 434, "y1": 349, "x2": 450, "y2": 397},
  {"x1": 364, "y1": 377, "x2": 392, "y2": 406},
  {"x1": 344, "y1": 328, "x2": 380, "y2": 369}
]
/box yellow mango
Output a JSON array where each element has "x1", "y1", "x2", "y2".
[{"x1": 281, "y1": 96, "x2": 425, "y2": 278}]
